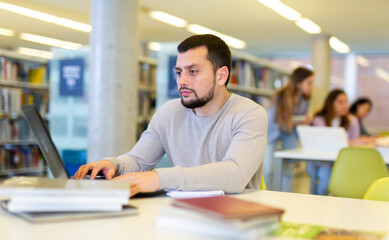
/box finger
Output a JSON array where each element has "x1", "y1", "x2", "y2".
[
  {"x1": 130, "y1": 184, "x2": 140, "y2": 197},
  {"x1": 90, "y1": 165, "x2": 104, "y2": 180},
  {"x1": 73, "y1": 165, "x2": 85, "y2": 179},
  {"x1": 80, "y1": 164, "x2": 94, "y2": 179},
  {"x1": 103, "y1": 168, "x2": 115, "y2": 180}
]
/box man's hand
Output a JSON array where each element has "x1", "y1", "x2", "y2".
[
  {"x1": 73, "y1": 160, "x2": 116, "y2": 180},
  {"x1": 113, "y1": 171, "x2": 160, "y2": 197}
]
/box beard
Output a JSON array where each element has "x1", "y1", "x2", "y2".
[{"x1": 180, "y1": 78, "x2": 216, "y2": 109}]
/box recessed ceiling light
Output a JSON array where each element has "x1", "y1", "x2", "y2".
[
  {"x1": 149, "y1": 11, "x2": 187, "y2": 28},
  {"x1": 356, "y1": 55, "x2": 370, "y2": 67},
  {"x1": 295, "y1": 18, "x2": 321, "y2": 34},
  {"x1": 257, "y1": 0, "x2": 301, "y2": 21},
  {"x1": 375, "y1": 67, "x2": 389, "y2": 82},
  {"x1": 329, "y1": 36, "x2": 350, "y2": 54},
  {"x1": 0, "y1": 1, "x2": 91, "y2": 32},
  {"x1": 148, "y1": 42, "x2": 161, "y2": 51},
  {"x1": 0, "y1": 27, "x2": 14, "y2": 36},
  {"x1": 187, "y1": 24, "x2": 246, "y2": 49},
  {"x1": 17, "y1": 47, "x2": 53, "y2": 59},
  {"x1": 20, "y1": 33, "x2": 82, "y2": 50}
]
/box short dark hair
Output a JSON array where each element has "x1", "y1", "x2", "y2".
[
  {"x1": 349, "y1": 97, "x2": 373, "y2": 115},
  {"x1": 177, "y1": 34, "x2": 232, "y2": 86}
]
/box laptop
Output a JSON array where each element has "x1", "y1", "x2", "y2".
[
  {"x1": 21, "y1": 105, "x2": 166, "y2": 197},
  {"x1": 22, "y1": 105, "x2": 72, "y2": 179},
  {"x1": 296, "y1": 125, "x2": 348, "y2": 152}
]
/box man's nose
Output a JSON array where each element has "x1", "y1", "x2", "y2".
[{"x1": 178, "y1": 73, "x2": 189, "y2": 86}]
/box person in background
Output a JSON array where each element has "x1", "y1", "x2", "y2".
[
  {"x1": 349, "y1": 97, "x2": 373, "y2": 136},
  {"x1": 308, "y1": 89, "x2": 372, "y2": 195},
  {"x1": 73, "y1": 34, "x2": 268, "y2": 196},
  {"x1": 265, "y1": 67, "x2": 314, "y2": 191}
]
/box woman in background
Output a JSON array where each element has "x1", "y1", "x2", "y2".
[
  {"x1": 265, "y1": 67, "x2": 314, "y2": 191},
  {"x1": 349, "y1": 98, "x2": 373, "y2": 136},
  {"x1": 308, "y1": 89, "x2": 362, "y2": 195}
]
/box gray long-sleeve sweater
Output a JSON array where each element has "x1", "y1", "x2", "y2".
[{"x1": 107, "y1": 93, "x2": 267, "y2": 193}]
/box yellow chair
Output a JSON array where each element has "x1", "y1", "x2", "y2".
[
  {"x1": 363, "y1": 177, "x2": 389, "y2": 201},
  {"x1": 260, "y1": 175, "x2": 266, "y2": 190},
  {"x1": 328, "y1": 147, "x2": 388, "y2": 199}
]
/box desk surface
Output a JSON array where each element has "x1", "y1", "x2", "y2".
[
  {"x1": 275, "y1": 148, "x2": 389, "y2": 163},
  {"x1": 1, "y1": 191, "x2": 388, "y2": 240}
]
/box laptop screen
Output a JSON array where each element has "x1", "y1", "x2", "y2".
[{"x1": 22, "y1": 105, "x2": 70, "y2": 179}]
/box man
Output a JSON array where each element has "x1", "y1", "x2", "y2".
[{"x1": 74, "y1": 34, "x2": 267, "y2": 196}]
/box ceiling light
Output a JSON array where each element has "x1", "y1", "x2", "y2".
[
  {"x1": 149, "y1": 11, "x2": 187, "y2": 28},
  {"x1": 375, "y1": 67, "x2": 389, "y2": 82},
  {"x1": 0, "y1": 1, "x2": 91, "y2": 32},
  {"x1": 257, "y1": 0, "x2": 301, "y2": 21},
  {"x1": 187, "y1": 24, "x2": 246, "y2": 49},
  {"x1": 356, "y1": 55, "x2": 370, "y2": 67},
  {"x1": 17, "y1": 47, "x2": 53, "y2": 59},
  {"x1": 148, "y1": 42, "x2": 161, "y2": 51},
  {"x1": 295, "y1": 18, "x2": 321, "y2": 34},
  {"x1": 20, "y1": 33, "x2": 82, "y2": 50},
  {"x1": 0, "y1": 27, "x2": 14, "y2": 36},
  {"x1": 329, "y1": 36, "x2": 350, "y2": 54}
]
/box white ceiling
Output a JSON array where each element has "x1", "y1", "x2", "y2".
[{"x1": 1, "y1": 0, "x2": 389, "y2": 57}]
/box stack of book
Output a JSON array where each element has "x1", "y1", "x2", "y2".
[
  {"x1": 0, "y1": 177, "x2": 136, "y2": 222},
  {"x1": 156, "y1": 195, "x2": 284, "y2": 239}
]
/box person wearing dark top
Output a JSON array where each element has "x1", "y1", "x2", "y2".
[{"x1": 349, "y1": 98, "x2": 373, "y2": 136}]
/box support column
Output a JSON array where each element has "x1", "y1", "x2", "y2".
[
  {"x1": 344, "y1": 52, "x2": 358, "y2": 103},
  {"x1": 309, "y1": 35, "x2": 331, "y2": 114},
  {"x1": 88, "y1": 0, "x2": 139, "y2": 162}
]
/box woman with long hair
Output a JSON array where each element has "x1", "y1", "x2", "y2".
[
  {"x1": 265, "y1": 66, "x2": 314, "y2": 191},
  {"x1": 308, "y1": 89, "x2": 360, "y2": 195}
]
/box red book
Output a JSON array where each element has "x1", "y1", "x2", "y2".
[{"x1": 172, "y1": 196, "x2": 284, "y2": 221}]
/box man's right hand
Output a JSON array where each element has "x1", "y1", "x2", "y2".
[{"x1": 73, "y1": 160, "x2": 115, "y2": 180}]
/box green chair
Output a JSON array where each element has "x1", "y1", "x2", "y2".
[
  {"x1": 260, "y1": 175, "x2": 266, "y2": 190},
  {"x1": 363, "y1": 177, "x2": 389, "y2": 201},
  {"x1": 328, "y1": 147, "x2": 388, "y2": 199}
]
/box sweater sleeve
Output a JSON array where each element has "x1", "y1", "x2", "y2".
[
  {"x1": 155, "y1": 106, "x2": 267, "y2": 193},
  {"x1": 348, "y1": 115, "x2": 360, "y2": 139},
  {"x1": 106, "y1": 111, "x2": 165, "y2": 176},
  {"x1": 312, "y1": 116, "x2": 326, "y2": 126}
]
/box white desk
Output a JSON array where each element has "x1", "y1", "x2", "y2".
[
  {"x1": 273, "y1": 148, "x2": 389, "y2": 191},
  {"x1": 1, "y1": 191, "x2": 388, "y2": 240}
]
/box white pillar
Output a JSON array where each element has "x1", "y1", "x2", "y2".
[
  {"x1": 344, "y1": 52, "x2": 358, "y2": 103},
  {"x1": 309, "y1": 35, "x2": 331, "y2": 114},
  {"x1": 88, "y1": 0, "x2": 139, "y2": 162}
]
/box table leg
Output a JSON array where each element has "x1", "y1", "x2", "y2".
[{"x1": 273, "y1": 157, "x2": 283, "y2": 191}]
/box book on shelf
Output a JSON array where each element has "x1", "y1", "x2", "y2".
[
  {"x1": 0, "y1": 56, "x2": 48, "y2": 84},
  {"x1": 0, "y1": 88, "x2": 48, "y2": 115},
  {"x1": 0, "y1": 177, "x2": 131, "y2": 213},
  {"x1": 0, "y1": 147, "x2": 43, "y2": 172},
  {"x1": 157, "y1": 196, "x2": 284, "y2": 238}
]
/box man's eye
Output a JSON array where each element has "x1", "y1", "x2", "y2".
[
  {"x1": 190, "y1": 70, "x2": 198, "y2": 74},
  {"x1": 176, "y1": 71, "x2": 181, "y2": 77}
]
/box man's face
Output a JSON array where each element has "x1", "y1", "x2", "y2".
[{"x1": 175, "y1": 47, "x2": 216, "y2": 109}]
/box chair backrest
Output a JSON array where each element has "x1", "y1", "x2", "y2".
[
  {"x1": 328, "y1": 147, "x2": 388, "y2": 199},
  {"x1": 260, "y1": 175, "x2": 266, "y2": 190},
  {"x1": 364, "y1": 177, "x2": 389, "y2": 201}
]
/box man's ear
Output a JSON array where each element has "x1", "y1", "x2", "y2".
[{"x1": 216, "y1": 66, "x2": 229, "y2": 86}]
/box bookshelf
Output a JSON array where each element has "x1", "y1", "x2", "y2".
[
  {"x1": 137, "y1": 56, "x2": 157, "y2": 139},
  {"x1": 0, "y1": 49, "x2": 48, "y2": 176},
  {"x1": 228, "y1": 50, "x2": 290, "y2": 107}
]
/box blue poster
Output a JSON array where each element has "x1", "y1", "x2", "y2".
[
  {"x1": 168, "y1": 56, "x2": 180, "y2": 98},
  {"x1": 60, "y1": 58, "x2": 84, "y2": 96}
]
